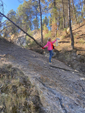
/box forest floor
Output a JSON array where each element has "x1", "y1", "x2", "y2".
[
  {"x1": 56, "y1": 22, "x2": 85, "y2": 55},
  {"x1": 0, "y1": 38, "x2": 85, "y2": 113}
]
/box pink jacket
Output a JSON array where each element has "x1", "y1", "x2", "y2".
[{"x1": 44, "y1": 39, "x2": 56, "y2": 50}]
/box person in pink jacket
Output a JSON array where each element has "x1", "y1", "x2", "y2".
[{"x1": 42, "y1": 38, "x2": 57, "y2": 63}]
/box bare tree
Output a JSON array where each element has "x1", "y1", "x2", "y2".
[
  {"x1": 68, "y1": 0, "x2": 74, "y2": 49},
  {"x1": 0, "y1": 0, "x2": 4, "y2": 37},
  {"x1": 0, "y1": 12, "x2": 43, "y2": 47},
  {"x1": 0, "y1": 0, "x2": 4, "y2": 27}
]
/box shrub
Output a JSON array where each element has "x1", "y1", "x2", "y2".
[{"x1": 79, "y1": 39, "x2": 85, "y2": 44}]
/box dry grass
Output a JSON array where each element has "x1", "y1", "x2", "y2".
[
  {"x1": 0, "y1": 65, "x2": 44, "y2": 113},
  {"x1": 55, "y1": 22, "x2": 85, "y2": 55}
]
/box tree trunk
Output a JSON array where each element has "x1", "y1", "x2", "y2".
[
  {"x1": 84, "y1": 0, "x2": 85, "y2": 5},
  {"x1": 53, "y1": 0, "x2": 56, "y2": 7},
  {"x1": 84, "y1": 0, "x2": 85, "y2": 8},
  {"x1": 68, "y1": 0, "x2": 74, "y2": 49},
  {"x1": 53, "y1": 0, "x2": 57, "y2": 36},
  {"x1": 39, "y1": 0, "x2": 43, "y2": 45},
  {"x1": 62, "y1": 0, "x2": 65, "y2": 28}
]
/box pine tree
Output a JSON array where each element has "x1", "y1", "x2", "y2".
[{"x1": 68, "y1": 0, "x2": 74, "y2": 49}]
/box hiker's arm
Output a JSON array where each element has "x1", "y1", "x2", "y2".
[
  {"x1": 52, "y1": 39, "x2": 57, "y2": 44},
  {"x1": 44, "y1": 42, "x2": 48, "y2": 48}
]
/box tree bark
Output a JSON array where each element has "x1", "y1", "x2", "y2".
[
  {"x1": 53, "y1": 0, "x2": 57, "y2": 36},
  {"x1": 53, "y1": 0, "x2": 56, "y2": 7},
  {"x1": 84, "y1": 0, "x2": 85, "y2": 5},
  {"x1": 68, "y1": 0, "x2": 74, "y2": 49},
  {"x1": 39, "y1": 0, "x2": 43, "y2": 45}
]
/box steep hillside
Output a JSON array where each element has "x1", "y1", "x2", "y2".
[
  {"x1": 56, "y1": 22, "x2": 85, "y2": 55},
  {"x1": 0, "y1": 38, "x2": 85, "y2": 113},
  {"x1": 30, "y1": 22, "x2": 85, "y2": 56},
  {"x1": 29, "y1": 23, "x2": 85, "y2": 74}
]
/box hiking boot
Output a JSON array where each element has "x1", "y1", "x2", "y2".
[{"x1": 49, "y1": 62, "x2": 52, "y2": 64}]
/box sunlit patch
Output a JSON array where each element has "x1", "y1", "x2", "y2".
[{"x1": 80, "y1": 78, "x2": 85, "y2": 80}]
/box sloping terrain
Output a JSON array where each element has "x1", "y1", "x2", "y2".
[
  {"x1": 0, "y1": 65, "x2": 45, "y2": 113},
  {"x1": 0, "y1": 38, "x2": 85, "y2": 113},
  {"x1": 57, "y1": 22, "x2": 85, "y2": 55}
]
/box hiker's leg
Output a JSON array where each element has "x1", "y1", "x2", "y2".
[
  {"x1": 49, "y1": 50, "x2": 52, "y2": 62},
  {"x1": 49, "y1": 50, "x2": 53, "y2": 62},
  {"x1": 52, "y1": 50, "x2": 54, "y2": 57}
]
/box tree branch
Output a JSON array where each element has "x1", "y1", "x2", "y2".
[
  {"x1": 0, "y1": 12, "x2": 43, "y2": 47},
  {"x1": 0, "y1": 25, "x2": 12, "y2": 33}
]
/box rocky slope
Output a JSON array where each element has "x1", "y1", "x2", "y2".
[
  {"x1": 0, "y1": 38, "x2": 85, "y2": 113},
  {"x1": 0, "y1": 64, "x2": 45, "y2": 113}
]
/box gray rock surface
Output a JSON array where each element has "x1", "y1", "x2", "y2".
[
  {"x1": 57, "y1": 50, "x2": 85, "y2": 74},
  {"x1": 0, "y1": 38, "x2": 85, "y2": 113},
  {"x1": 16, "y1": 36, "x2": 27, "y2": 47}
]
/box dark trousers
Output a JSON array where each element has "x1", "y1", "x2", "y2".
[{"x1": 49, "y1": 50, "x2": 54, "y2": 62}]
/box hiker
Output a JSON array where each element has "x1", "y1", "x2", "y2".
[{"x1": 42, "y1": 38, "x2": 57, "y2": 64}]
